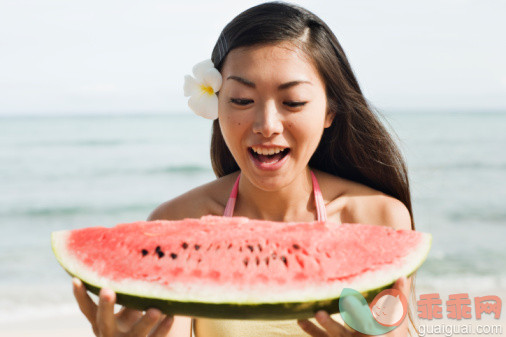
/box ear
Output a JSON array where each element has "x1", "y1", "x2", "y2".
[{"x1": 324, "y1": 111, "x2": 335, "y2": 128}]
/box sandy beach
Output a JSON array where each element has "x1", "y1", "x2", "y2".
[{"x1": 0, "y1": 307, "x2": 91, "y2": 337}]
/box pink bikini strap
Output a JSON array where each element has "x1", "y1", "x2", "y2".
[
  {"x1": 311, "y1": 170, "x2": 327, "y2": 222},
  {"x1": 223, "y1": 170, "x2": 327, "y2": 222},
  {"x1": 223, "y1": 173, "x2": 240, "y2": 217}
]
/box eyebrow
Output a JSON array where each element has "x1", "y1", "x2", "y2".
[{"x1": 226, "y1": 76, "x2": 311, "y2": 90}]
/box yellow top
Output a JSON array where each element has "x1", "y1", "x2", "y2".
[{"x1": 193, "y1": 313, "x2": 345, "y2": 337}]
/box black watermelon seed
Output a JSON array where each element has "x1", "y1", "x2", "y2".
[
  {"x1": 155, "y1": 246, "x2": 164, "y2": 258},
  {"x1": 255, "y1": 257, "x2": 260, "y2": 265},
  {"x1": 194, "y1": 244, "x2": 200, "y2": 250},
  {"x1": 265, "y1": 257, "x2": 269, "y2": 266},
  {"x1": 292, "y1": 244, "x2": 300, "y2": 250},
  {"x1": 141, "y1": 249, "x2": 148, "y2": 256},
  {"x1": 281, "y1": 256, "x2": 287, "y2": 266},
  {"x1": 243, "y1": 258, "x2": 249, "y2": 267},
  {"x1": 257, "y1": 244, "x2": 263, "y2": 252},
  {"x1": 247, "y1": 245, "x2": 254, "y2": 252},
  {"x1": 170, "y1": 253, "x2": 178, "y2": 259},
  {"x1": 182, "y1": 242, "x2": 188, "y2": 249}
]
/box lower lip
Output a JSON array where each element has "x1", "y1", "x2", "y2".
[{"x1": 248, "y1": 150, "x2": 290, "y2": 171}]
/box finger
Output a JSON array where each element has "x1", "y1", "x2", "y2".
[
  {"x1": 97, "y1": 288, "x2": 117, "y2": 337},
  {"x1": 393, "y1": 276, "x2": 410, "y2": 295},
  {"x1": 315, "y1": 311, "x2": 351, "y2": 336},
  {"x1": 297, "y1": 319, "x2": 328, "y2": 337},
  {"x1": 72, "y1": 278, "x2": 98, "y2": 325},
  {"x1": 116, "y1": 307, "x2": 143, "y2": 330},
  {"x1": 149, "y1": 315, "x2": 174, "y2": 337},
  {"x1": 127, "y1": 308, "x2": 162, "y2": 337},
  {"x1": 392, "y1": 276, "x2": 405, "y2": 289}
]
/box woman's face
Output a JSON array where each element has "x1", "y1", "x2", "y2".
[{"x1": 218, "y1": 42, "x2": 333, "y2": 190}]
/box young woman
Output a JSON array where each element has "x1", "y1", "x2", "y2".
[{"x1": 73, "y1": 2, "x2": 417, "y2": 336}]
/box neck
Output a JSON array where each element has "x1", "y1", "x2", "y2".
[{"x1": 235, "y1": 167, "x2": 316, "y2": 222}]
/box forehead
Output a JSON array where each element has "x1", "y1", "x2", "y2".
[{"x1": 221, "y1": 42, "x2": 323, "y2": 86}]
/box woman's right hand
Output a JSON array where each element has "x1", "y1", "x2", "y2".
[{"x1": 73, "y1": 278, "x2": 174, "y2": 337}]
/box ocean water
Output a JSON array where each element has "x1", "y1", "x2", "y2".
[{"x1": 1, "y1": 111, "x2": 505, "y2": 322}]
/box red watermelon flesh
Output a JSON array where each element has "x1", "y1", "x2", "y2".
[{"x1": 52, "y1": 215, "x2": 431, "y2": 318}]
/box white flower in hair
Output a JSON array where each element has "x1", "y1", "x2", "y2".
[{"x1": 183, "y1": 59, "x2": 222, "y2": 120}]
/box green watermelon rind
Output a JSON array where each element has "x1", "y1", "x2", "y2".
[
  {"x1": 52, "y1": 230, "x2": 431, "y2": 320},
  {"x1": 77, "y1": 279, "x2": 394, "y2": 320}
]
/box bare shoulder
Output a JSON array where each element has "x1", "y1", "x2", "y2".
[
  {"x1": 147, "y1": 171, "x2": 240, "y2": 221},
  {"x1": 344, "y1": 182, "x2": 411, "y2": 230},
  {"x1": 314, "y1": 169, "x2": 411, "y2": 230}
]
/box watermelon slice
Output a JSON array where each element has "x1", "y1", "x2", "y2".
[{"x1": 51, "y1": 215, "x2": 431, "y2": 319}]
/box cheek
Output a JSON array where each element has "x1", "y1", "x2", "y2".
[
  {"x1": 223, "y1": 115, "x2": 242, "y2": 127},
  {"x1": 219, "y1": 112, "x2": 250, "y2": 154},
  {"x1": 291, "y1": 114, "x2": 325, "y2": 143}
]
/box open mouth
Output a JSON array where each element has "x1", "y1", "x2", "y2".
[{"x1": 248, "y1": 147, "x2": 291, "y2": 164}]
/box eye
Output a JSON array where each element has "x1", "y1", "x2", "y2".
[
  {"x1": 229, "y1": 98, "x2": 253, "y2": 106},
  {"x1": 283, "y1": 101, "x2": 307, "y2": 108}
]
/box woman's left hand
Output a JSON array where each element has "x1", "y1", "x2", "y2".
[{"x1": 297, "y1": 276, "x2": 409, "y2": 337}]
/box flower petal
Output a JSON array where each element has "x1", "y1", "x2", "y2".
[
  {"x1": 203, "y1": 68, "x2": 222, "y2": 92},
  {"x1": 183, "y1": 75, "x2": 200, "y2": 97},
  {"x1": 188, "y1": 93, "x2": 218, "y2": 120},
  {"x1": 192, "y1": 59, "x2": 215, "y2": 81}
]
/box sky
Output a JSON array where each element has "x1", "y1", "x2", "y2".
[{"x1": 1, "y1": 0, "x2": 505, "y2": 115}]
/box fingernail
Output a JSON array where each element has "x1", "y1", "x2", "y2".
[
  {"x1": 163, "y1": 316, "x2": 174, "y2": 327},
  {"x1": 72, "y1": 278, "x2": 82, "y2": 288},
  {"x1": 316, "y1": 310, "x2": 328, "y2": 321},
  {"x1": 100, "y1": 288, "x2": 115, "y2": 301},
  {"x1": 147, "y1": 308, "x2": 161, "y2": 320},
  {"x1": 297, "y1": 320, "x2": 308, "y2": 329}
]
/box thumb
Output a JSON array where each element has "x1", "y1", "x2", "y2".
[{"x1": 393, "y1": 276, "x2": 409, "y2": 294}]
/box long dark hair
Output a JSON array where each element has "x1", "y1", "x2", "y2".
[{"x1": 209, "y1": 3, "x2": 417, "y2": 334}]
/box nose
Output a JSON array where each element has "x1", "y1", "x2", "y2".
[{"x1": 252, "y1": 101, "x2": 283, "y2": 138}]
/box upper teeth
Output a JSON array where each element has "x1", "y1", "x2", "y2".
[{"x1": 251, "y1": 146, "x2": 286, "y2": 155}]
